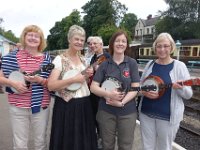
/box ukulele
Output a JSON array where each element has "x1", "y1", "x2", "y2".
[
  {"x1": 63, "y1": 55, "x2": 106, "y2": 91},
  {"x1": 142, "y1": 75, "x2": 200, "y2": 98},
  {"x1": 101, "y1": 76, "x2": 157, "y2": 92},
  {"x1": 8, "y1": 63, "x2": 54, "y2": 93}
]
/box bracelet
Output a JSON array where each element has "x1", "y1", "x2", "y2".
[
  {"x1": 42, "y1": 79, "x2": 48, "y2": 86},
  {"x1": 39, "y1": 78, "x2": 44, "y2": 84},
  {"x1": 40, "y1": 78, "x2": 48, "y2": 86}
]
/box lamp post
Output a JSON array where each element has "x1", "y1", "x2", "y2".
[{"x1": 176, "y1": 40, "x2": 181, "y2": 60}]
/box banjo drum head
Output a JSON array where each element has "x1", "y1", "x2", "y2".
[
  {"x1": 142, "y1": 75, "x2": 165, "y2": 98},
  {"x1": 142, "y1": 77, "x2": 159, "y2": 92},
  {"x1": 101, "y1": 77, "x2": 121, "y2": 91},
  {"x1": 8, "y1": 71, "x2": 26, "y2": 93},
  {"x1": 62, "y1": 69, "x2": 82, "y2": 91}
]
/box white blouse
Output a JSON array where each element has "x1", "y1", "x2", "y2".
[{"x1": 53, "y1": 54, "x2": 90, "y2": 102}]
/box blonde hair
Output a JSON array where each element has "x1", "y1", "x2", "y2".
[
  {"x1": 67, "y1": 25, "x2": 86, "y2": 41},
  {"x1": 153, "y1": 32, "x2": 176, "y2": 54},
  {"x1": 20, "y1": 25, "x2": 46, "y2": 51}
]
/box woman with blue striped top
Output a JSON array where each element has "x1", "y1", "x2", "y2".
[{"x1": 0, "y1": 25, "x2": 52, "y2": 150}]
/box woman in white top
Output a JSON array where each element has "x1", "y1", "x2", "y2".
[{"x1": 48, "y1": 25, "x2": 97, "y2": 150}]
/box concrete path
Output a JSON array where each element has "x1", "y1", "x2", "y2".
[
  {"x1": 0, "y1": 94, "x2": 142, "y2": 150},
  {"x1": 0, "y1": 93, "x2": 185, "y2": 150},
  {"x1": 0, "y1": 94, "x2": 52, "y2": 150}
]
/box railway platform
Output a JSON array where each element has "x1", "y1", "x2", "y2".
[{"x1": 0, "y1": 94, "x2": 186, "y2": 150}]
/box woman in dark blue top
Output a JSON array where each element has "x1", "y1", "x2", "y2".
[
  {"x1": 139, "y1": 33, "x2": 193, "y2": 150},
  {"x1": 90, "y1": 30, "x2": 140, "y2": 150}
]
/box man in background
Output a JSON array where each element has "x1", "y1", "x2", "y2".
[{"x1": 87, "y1": 36, "x2": 110, "y2": 149}]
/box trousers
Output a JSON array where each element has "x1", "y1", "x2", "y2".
[
  {"x1": 140, "y1": 113, "x2": 179, "y2": 150},
  {"x1": 97, "y1": 110, "x2": 137, "y2": 150},
  {"x1": 9, "y1": 104, "x2": 49, "y2": 150}
]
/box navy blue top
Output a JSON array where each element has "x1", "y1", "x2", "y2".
[
  {"x1": 93, "y1": 56, "x2": 140, "y2": 116},
  {"x1": 141, "y1": 61, "x2": 174, "y2": 121}
]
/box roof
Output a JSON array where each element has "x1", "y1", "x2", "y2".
[
  {"x1": 0, "y1": 34, "x2": 16, "y2": 45},
  {"x1": 141, "y1": 16, "x2": 160, "y2": 27},
  {"x1": 179, "y1": 39, "x2": 200, "y2": 46}
]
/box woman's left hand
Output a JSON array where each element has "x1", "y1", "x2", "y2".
[
  {"x1": 172, "y1": 82, "x2": 183, "y2": 89},
  {"x1": 24, "y1": 75, "x2": 43, "y2": 84},
  {"x1": 142, "y1": 91, "x2": 159, "y2": 99},
  {"x1": 85, "y1": 67, "x2": 94, "y2": 78}
]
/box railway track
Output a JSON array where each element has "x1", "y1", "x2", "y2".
[
  {"x1": 175, "y1": 90, "x2": 200, "y2": 149},
  {"x1": 175, "y1": 127, "x2": 200, "y2": 150},
  {"x1": 184, "y1": 88, "x2": 200, "y2": 112},
  {"x1": 175, "y1": 95, "x2": 200, "y2": 150},
  {"x1": 180, "y1": 123, "x2": 200, "y2": 136},
  {"x1": 182, "y1": 93, "x2": 200, "y2": 135},
  {"x1": 184, "y1": 98, "x2": 200, "y2": 114}
]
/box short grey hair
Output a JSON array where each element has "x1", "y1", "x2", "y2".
[
  {"x1": 67, "y1": 25, "x2": 86, "y2": 41},
  {"x1": 87, "y1": 36, "x2": 94, "y2": 44},
  {"x1": 87, "y1": 36, "x2": 103, "y2": 45},
  {"x1": 153, "y1": 32, "x2": 176, "y2": 54}
]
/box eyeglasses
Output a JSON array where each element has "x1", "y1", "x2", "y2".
[
  {"x1": 156, "y1": 45, "x2": 171, "y2": 49},
  {"x1": 88, "y1": 42, "x2": 100, "y2": 46}
]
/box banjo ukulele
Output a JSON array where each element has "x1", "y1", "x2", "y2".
[
  {"x1": 63, "y1": 55, "x2": 106, "y2": 91},
  {"x1": 142, "y1": 75, "x2": 200, "y2": 98},
  {"x1": 8, "y1": 63, "x2": 54, "y2": 93}
]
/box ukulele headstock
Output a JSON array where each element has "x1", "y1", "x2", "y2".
[
  {"x1": 42, "y1": 63, "x2": 55, "y2": 72},
  {"x1": 193, "y1": 78, "x2": 200, "y2": 86},
  {"x1": 97, "y1": 56, "x2": 106, "y2": 65}
]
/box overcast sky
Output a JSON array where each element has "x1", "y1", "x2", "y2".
[{"x1": 0, "y1": 0, "x2": 168, "y2": 38}]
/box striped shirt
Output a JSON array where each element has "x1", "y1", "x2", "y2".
[{"x1": 2, "y1": 50, "x2": 52, "y2": 113}]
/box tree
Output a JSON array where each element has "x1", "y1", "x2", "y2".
[
  {"x1": 0, "y1": 18, "x2": 3, "y2": 24},
  {"x1": 46, "y1": 10, "x2": 82, "y2": 51},
  {"x1": 0, "y1": 18, "x2": 4, "y2": 35},
  {"x1": 82, "y1": 0, "x2": 127, "y2": 37},
  {"x1": 0, "y1": 18, "x2": 19, "y2": 42},
  {"x1": 119, "y1": 13, "x2": 138, "y2": 38},
  {"x1": 164, "y1": 0, "x2": 200, "y2": 22},
  {"x1": 97, "y1": 25, "x2": 118, "y2": 46},
  {"x1": 97, "y1": 25, "x2": 132, "y2": 46},
  {"x1": 156, "y1": 0, "x2": 200, "y2": 39},
  {"x1": 3, "y1": 30, "x2": 19, "y2": 43}
]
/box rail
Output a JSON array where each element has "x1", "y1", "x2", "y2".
[
  {"x1": 137, "y1": 59, "x2": 151, "y2": 63},
  {"x1": 137, "y1": 61, "x2": 200, "y2": 78},
  {"x1": 187, "y1": 61, "x2": 200, "y2": 70}
]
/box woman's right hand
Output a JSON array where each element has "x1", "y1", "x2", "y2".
[
  {"x1": 141, "y1": 91, "x2": 159, "y2": 99},
  {"x1": 73, "y1": 73, "x2": 86, "y2": 84},
  {"x1": 12, "y1": 81, "x2": 28, "y2": 93},
  {"x1": 105, "y1": 89, "x2": 125, "y2": 101}
]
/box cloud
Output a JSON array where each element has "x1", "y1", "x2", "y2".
[{"x1": 0, "y1": 0, "x2": 168, "y2": 38}]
